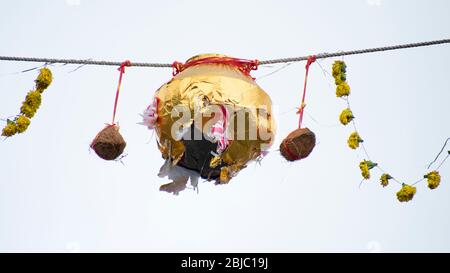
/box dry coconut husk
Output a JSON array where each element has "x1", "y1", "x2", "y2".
[
  {"x1": 280, "y1": 127, "x2": 316, "y2": 161},
  {"x1": 91, "y1": 124, "x2": 126, "y2": 160}
]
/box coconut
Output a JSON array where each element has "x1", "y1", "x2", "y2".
[
  {"x1": 91, "y1": 124, "x2": 126, "y2": 160},
  {"x1": 280, "y1": 127, "x2": 316, "y2": 161}
]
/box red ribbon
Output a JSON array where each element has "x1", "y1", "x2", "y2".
[
  {"x1": 172, "y1": 57, "x2": 259, "y2": 80},
  {"x1": 111, "y1": 60, "x2": 131, "y2": 125},
  {"x1": 297, "y1": 55, "x2": 316, "y2": 128}
]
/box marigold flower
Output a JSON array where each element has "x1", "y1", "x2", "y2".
[
  {"x1": 334, "y1": 73, "x2": 347, "y2": 85},
  {"x1": 359, "y1": 160, "x2": 377, "y2": 180},
  {"x1": 397, "y1": 184, "x2": 416, "y2": 202},
  {"x1": 425, "y1": 170, "x2": 441, "y2": 190},
  {"x1": 347, "y1": 131, "x2": 363, "y2": 149},
  {"x1": 24, "y1": 90, "x2": 42, "y2": 110},
  {"x1": 20, "y1": 104, "x2": 36, "y2": 118},
  {"x1": 1, "y1": 121, "x2": 17, "y2": 137},
  {"x1": 35, "y1": 67, "x2": 53, "y2": 90},
  {"x1": 15, "y1": 115, "x2": 30, "y2": 133},
  {"x1": 332, "y1": 61, "x2": 347, "y2": 85},
  {"x1": 339, "y1": 108, "x2": 354, "y2": 125},
  {"x1": 332, "y1": 61, "x2": 346, "y2": 77},
  {"x1": 380, "y1": 173, "x2": 392, "y2": 187},
  {"x1": 336, "y1": 82, "x2": 351, "y2": 97}
]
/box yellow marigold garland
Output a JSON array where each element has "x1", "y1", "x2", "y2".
[
  {"x1": 425, "y1": 171, "x2": 441, "y2": 190},
  {"x1": 331, "y1": 60, "x2": 449, "y2": 203},
  {"x1": 1, "y1": 68, "x2": 53, "y2": 137},
  {"x1": 347, "y1": 131, "x2": 363, "y2": 149},
  {"x1": 339, "y1": 108, "x2": 354, "y2": 125},
  {"x1": 397, "y1": 184, "x2": 416, "y2": 202}
]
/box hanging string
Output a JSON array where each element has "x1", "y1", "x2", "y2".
[
  {"x1": 427, "y1": 137, "x2": 450, "y2": 169},
  {"x1": 257, "y1": 62, "x2": 294, "y2": 80},
  {"x1": 297, "y1": 55, "x2": 316, "y2": 128},
  {"x1": 111, "y1": 60, "x2": 131, "y2": 125}
]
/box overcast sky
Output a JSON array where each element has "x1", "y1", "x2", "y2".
[{"x1": 1, "y1": 0, "x2": 449, "y2": 252}]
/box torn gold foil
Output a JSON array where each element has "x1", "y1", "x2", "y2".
[{"x1": 153, "y1": 54, "x2": 276, "y2": 182}]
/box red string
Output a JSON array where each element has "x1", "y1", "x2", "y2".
[
  {"x1": 112, "y1": 60, "x2": 131, "y2": 125},
  {"x1": 297, "y1": 55, "x2": 316, "y2": 128},
  {"x1": 172, "y1": 57, "x2": 259, "y2": 80}
]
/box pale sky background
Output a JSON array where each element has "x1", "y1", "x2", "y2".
[{"x1": 0, "y1": 0, "x2": 449, "y2": 252}]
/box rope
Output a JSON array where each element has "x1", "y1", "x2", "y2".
[
  {"x1": 259, "y1": 38, "x2": 450, "y2": 65},
  {"x1": 0, "y1": 38, "x2": 449, "y2": 67},
  {"x1": 0, "y1": 56, "x2": 172, "y2": 67}
]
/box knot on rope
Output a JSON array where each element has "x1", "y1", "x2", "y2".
[
  {"x1": 172, "y1": 61, "x2": 184, "y2": 76},
  {"x1": 296, "y1": 102, "x2": 307, "y2": 114},
  {"x1": 118, "y1": 60, "x2": 131, "y2": 73},
  {"x1": 305, "y1": 55, "x2": 317, "y2": 68}
]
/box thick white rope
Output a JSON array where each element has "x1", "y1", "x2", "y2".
[{"x1": 0, "y1": 38, "x2": 449, "y2": 67}]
